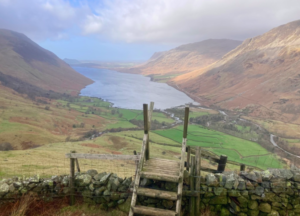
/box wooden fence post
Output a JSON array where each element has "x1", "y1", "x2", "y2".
[
  {"x1": 186, "y1": 146, "x2": 191, "y2": 171},
  {"x1": 189, "y1": 156, "x2": 195, "y2": 216},
  {"x1": 75, "y1": 159, "x2": 80, "y2": 173},
  {"x1": 183, "y1": 106, "x2": 189, "y2": 139},
  {"x1": 143, "y1": 104, "x2": 149, "y2": 160},
  {"x1": 217, "y1": 155, "x2": 227, "y2": 173},
  {"x1": 195, "y1": 147, "x2": 201, "y2": 216},
  {"x1": 69, "y1": 150, "x2": 76, "y2": 206},
  {"x1": 146, "y1": 102, "x2": 154, "y2": 161},
  {"x1": 240, "y1": 164, "x2": 245, "y2": 172}
]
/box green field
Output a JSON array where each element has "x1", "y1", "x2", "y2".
[{"x1": 153, "y1": 125, "x2": 283, "y2": 169}]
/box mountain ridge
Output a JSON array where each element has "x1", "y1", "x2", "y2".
[{"x1": 0, "y1": 29, "x2": 92, "y2": 95}]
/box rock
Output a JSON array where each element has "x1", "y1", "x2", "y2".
[
  {"x1": 292, "y1": 171, "x2": 300, "y2": 182},
  {"x1": 228, "y1": 190, "x2": 241, "y2": 197},
  {"x1": 117, "y1": 199, "x2": 125, "y2": 205},
  {"x1": 258, "y1": 203, "x2": 272, "y2": 213},
  {"x1": 279, "y1": 169, "x2": 293, "y2": 180},
  {"x1": 89, "y1": 183, "x2": 95, "y2": 191},
  {"x1": 237, "y1": 196, "x2": 248, "y2": 208},
  {"x1": 206, "y1": 173, "x2": 218, "y2": 186},
  {"x1": 214, "y1": 187, "x2": 224, "y2": 196},
  {"x1": 262, "y1": 170, "x2": 273, "y2": 181},
  {"x1": 248, "y1": 200, "x2": 258, "y2": 210},
  {"x1": 248, "y1": 209, "x2": 259, "y2": 216},
  {"x1": 110, "y1": 192, "x2": 120, "y2": 201},
  {"x1": 225, "y1": 173, "x2": 238, "y2": 189},
  {"x1": 0, "y1": 183, "x2": 9, "y2": 194},
  {"x1": 103, "y1": 189, "x2": 111, "y2": 196},
  {"x1": 62, "y1": 176, "x2": 69, "y2": 186},
  {"x1": 255, "y1": 186, "x2": 264, "y2": 196},
  {"x1": 95, "y1": 186, "x2": 106, "y2": 196},
  {"x1": 29, "y1": 175, "x2": 40, "y2": 183},
  {"x1": 94, "y1": 172, "x2": 107, "y2": 181},
  {"x1": 111, "y1": 178, "x2": 120, "y2": 192},
  {"x1": 75, "y1": 174, "x2": 92, "y2": 186},
  {"x1": 99, "y1": 173, "x2": 111, "y2": 185},
  {"x1": 242, "y1": 171, "x2": 259, "y2": 182},
  {"x1": 230, "y1": 199, "x2": 240, "y2": 213},
  {"x1": 86, "y1": 169, "x2": 98, "y2": 177},
  {"x1": 267, "y1": 210, "x2": 280, "y2": 216},
  {"x1": 238, "y1": 179, "x2": 246, "y2": 190},
  {"x1": 8, "y1": 184, "x2": 15, "y2": 193},
  {"x1": 209, "y1": 196, "x2": 227, "y2": 205},
  {"x1": 220, "y1": 207, "x2": 230, "y2": 216}
]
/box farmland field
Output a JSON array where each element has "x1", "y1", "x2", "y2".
[{"x1": 153, "y1": 125, "x2": 283, "y2": 169}]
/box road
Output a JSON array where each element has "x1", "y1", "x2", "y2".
[{"x1": 270, "y1": 134, "x2": 300, "y2": 158}]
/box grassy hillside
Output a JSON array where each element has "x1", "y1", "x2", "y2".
[{"x1": 0, "y1": 29, "x2": 92, "y2": 95}]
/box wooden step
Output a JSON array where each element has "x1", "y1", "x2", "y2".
[
  {"x1": 140, "y1": 172, "x2": 180, "y2": 183},
  {"x1": 137, "y1": 188, "x2": 177, "y2": 200},
  {"x1": 133, "y1": 205, "x2": 176, "y2": 216}
]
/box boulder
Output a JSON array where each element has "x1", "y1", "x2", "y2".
[
  {"x1": 258, "y1": 203, "x2": 272, "y2": 213},
  {"x1": 94, "y1": 172, "x2": 107, "y2": 181},
  {"x1": 75, "y1": 174, "x2": 92, "y2": 186}
]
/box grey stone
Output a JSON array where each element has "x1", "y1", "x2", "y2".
[
  {"x1": 75, "y1": 174, "x2": 92, "y2": 186},
  {"x1": 86, "y1": 169, "x2": 98, "y2": 177},
  {"x1": 111, "y1": 178, "x2": 120, "y2": 192},
  {"x1": 95, "y1": 186, "x2": 106, "y2": 196},
  {"x1": 206, "y1": 173, "x2": 218, "y2": 186},
  {"x1": 255, "y1": 186, "x2": 264, "y2": 196},
  {"x1": 262, "y1": 170, "x2": 273, "y2": 181},
  {"x1": 0, "y1": 183, "x2": 9, "y2": 194},
  {"x1": 94, "y1": 172, "x2": 107, "y2": 181},
  {"x1": 99, "y1": 173, "x2": 111, "y2": 185},
  {"x1": 279, "y1": 169, "x2": 293, "y2": 180}
]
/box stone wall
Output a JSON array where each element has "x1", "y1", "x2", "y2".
[{"x1": 1, "y1": 168, "x2": 300, "y2": 216}]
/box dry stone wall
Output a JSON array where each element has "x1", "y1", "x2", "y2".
[{"x1": 1, "y1": 168, "x2": 300, "y2": 216}]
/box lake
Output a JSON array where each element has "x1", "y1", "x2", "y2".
[{"x1": 74, "y1": 67, "x2": 196, "y2": 110}]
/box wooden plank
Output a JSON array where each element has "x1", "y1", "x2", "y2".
[
  {"x1": 142, "y1": 168, "x2": 179, "y2": 176},
  {"x1": 140, "y1": 172, "x2": 179, "y2": 183},
  {"x1": 189, "y1": 156, "x2": 195, "y2": 216},
  {"x1": 176, "y1": 137, "x2": 186, "y2": 216},
  {"x1": 183, "y1": 190, "x2": 201, "y2": 197},
  {"x1": 129, "y1": 133, "x2": 148, "y2": 216},
  {"x1": 69, "y1": 150, "x2": 75, "y2": 206},
  {"x1": 133, "y1": 206, "x2": 176, "y2": 216},
  {"x1": 75, "y1": 159, "x2": 80, "y2": 173},
  {"x1": 201, "y1": 167, "x2": 218, "y2": 173},
  {"x1": 183, "y1": 106, "x2": 189, "y2": 139},
  {"x1": 65, "y1": 153, "x2": 139, "y2": 161},
  {"x1": 187, "y1": 146, "x2": 191, "y2": 171},
  {"x1": 195, "y1": 147, "x2": 201, "y2": 216},
  {"x1": 137, "y1": 188, "x2": 177, "y2": 201},
  {"x1": 217, "y1": 155, "x2": 228, "y2": 173}
]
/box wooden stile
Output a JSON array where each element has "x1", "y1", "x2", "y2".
[
  {"x1": 186, "y1": 146, "x2": 191, "y2": 171},
  {"x1": 69, "y1": 150, "x2": 75, "y2": 206},
  {"x1": 189, "y1": 156, "x2": 195, "y2": 216},
  {"x1": 195, "y1": 147, "x2": 201, "y2": 216}
]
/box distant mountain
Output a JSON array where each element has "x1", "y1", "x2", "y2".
[
  {"x1": 0, "y1": 29, "x2": 92, "y2": 95},
  {"x1": 173, "y1": 20, "x2": 300, "y2": 122},
  {"x1": 63, "y1": 58, "x2": 81, "y2": 65},
  {"x1": 125, "y1": 39, "x2": 242, "y2": 76}
]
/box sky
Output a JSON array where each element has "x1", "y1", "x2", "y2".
[{"x1": 1, "y1": 0, "x2": 300, "y2": 61}]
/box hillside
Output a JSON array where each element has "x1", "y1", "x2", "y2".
[
  {"x1": 0, "y1": 29, "x2": 92, "y2": 95},
  {"x1": 173, "y1": 20, "x2": 300, "y2": 125},
  {"x1": 125, "y1": 39, "x2": 242, "y2": 76}
]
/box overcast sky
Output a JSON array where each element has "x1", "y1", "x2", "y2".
[{"x1": 1, "y1": 0, "x2": 300, "y2": 61}]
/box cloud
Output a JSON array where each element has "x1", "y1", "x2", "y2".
[
  {"x1": 82, "y1": 0, "x2": 300, "y2": 44},
  {"x1": 0, "y1": 0, "x2": 89, "y2": 40}
]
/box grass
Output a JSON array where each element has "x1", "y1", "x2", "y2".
[{"x1": 153, "y1": 124, "x2": 283, "y2": 169}]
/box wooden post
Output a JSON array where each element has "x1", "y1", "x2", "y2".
[
  {"x1": 240, "y1": 164, "x2": 245, "y2": 172},
  {"x1": 75, "y1": 159, "x2": 80, "y2": 173},
  {"x1": 133, "y1": 150, "x2": 138, "y2": 178},
  {"x1": 217, "y1": 155, "x2": 228, "y2": 173},
  {"x1": 146, "y1": 102, "x2": 154, "y2": 161},
  {"x1": 195, "y1": 147, "x2": 201, "y2": 216},
  {"x1": 186, "y1": 146, "x2": 191, "y2": 171},
  {"x1": 189, "y1": 156, "x2": 195, "y2": 216},
  {"x1": 69, "y1": 150, "x2": 75, "y2": 206},
  {"x1": 143, "y1": 104, "x2": 150, "y2": 160},
  {"x1": 183, "y1": 106, "x2": 189, "y2": 139}
]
